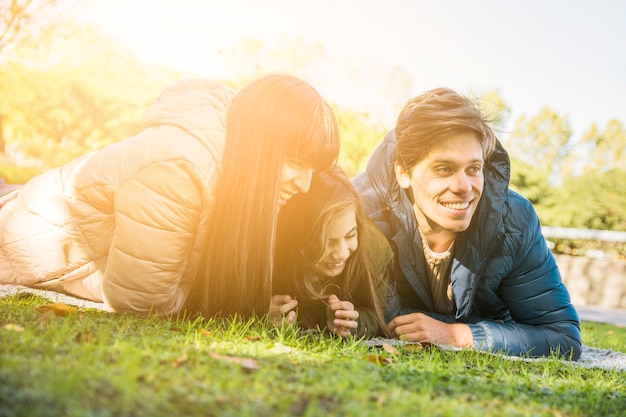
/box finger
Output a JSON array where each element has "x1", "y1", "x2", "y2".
[
  {"x1": 272, "y1": 294, "x2": 293, "y2": 304},
  {"x1": 280, "y1": 299, "x2": 298, "y2": 314},
  {"x1": 334, "y1": 319, "x2": 358, "y2": 329},
  {"x1": 389, "y1": 313, "x2": 416, "y2": 329},
  {"x1": 335, "y1": 327, "x2": 353, "y2": 338},
  {"x1": 328, "y1": 298, "x2": 353, "y2": 312},
  {"x1": 334, "y1": 309, "x2": 359, "y2": 320},
  {"x1": 286, "y1": 310, "x2": 297, "y2": 324}
]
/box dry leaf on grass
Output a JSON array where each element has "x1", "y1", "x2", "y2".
[
  {"x1": 209, "y1": 352, "x2": 260, "y2": 371},
  {"x1": 365, "y1": 354, "x2": 393, "y2": 365},
  {"x1": 382, "y1": 342, "x2": 400, "y2": 355},
  {"x1": 171, "y1": 354, "x2": 189, "y2": 367},
  {"x1": 403, "y1": 343, "x2": 424, "y2": 352},
  {"x1": 36, "y1": 303, "x2": 76, "y2": 317},
  {"x1": 3, "y1": 323, "x2": 25, "y2": 332}
]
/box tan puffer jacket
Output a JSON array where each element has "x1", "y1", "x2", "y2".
[{"x1": 0, "y1": 79, "x2": 234, "y2": 315}]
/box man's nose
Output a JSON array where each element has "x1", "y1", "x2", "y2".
[{"x1": 452, "y1": 171, "x2": 472, "y2": 193}]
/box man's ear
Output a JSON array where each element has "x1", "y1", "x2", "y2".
[{"x1": 394, "y1": 162, "x2": 411, "y2": 189}]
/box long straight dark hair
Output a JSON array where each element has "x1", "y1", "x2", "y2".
[
  {"x1": 274, "y1": 166, "x2": 390, "y2": 336},
  {"x1": 184, "y1": 74, "x2": 340, "y2": 319}
]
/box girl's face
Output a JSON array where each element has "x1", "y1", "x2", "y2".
[
  {"x1": 312, "y1": 208, "x2": 358, "y2": 278},
  {"x1": 278, "y1": 158, "x2": 315, "y2": 212}
]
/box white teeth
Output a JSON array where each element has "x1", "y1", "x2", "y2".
[
  {"x1": 442, "y1": 201, "x2": 470, "y2": 210},
  {"x1": 280, "y1": 191, "x2": 293, "y2": 201}
]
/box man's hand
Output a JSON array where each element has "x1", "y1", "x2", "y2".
[
  {"x1": 388, "y1": 312, "x2": 473, "y2": 348},
  {"x1": 269, "y1": 294, "x2": 298, "y2": 325},
  {"x1": 326, "y1": 294, "x2": 359, "y2": 338}
]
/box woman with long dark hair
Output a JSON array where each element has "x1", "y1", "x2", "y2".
[{"x1": 1, "y1": 74, "x2": 340, "y2": 319}]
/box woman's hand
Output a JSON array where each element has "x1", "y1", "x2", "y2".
[
  {"x1": 326, "y1": 294, "x2": 359, "y2": 338},
  {"x1": 269, "y1": 294, "x2": 298, "y2": 325}
]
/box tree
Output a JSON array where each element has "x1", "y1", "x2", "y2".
[
  {"x1": 574, "y1": 119, "x2": 626, "y2": 175},
  {"x1": 0, "y1": 0, "x2": 66, "y2": 56},
  {"x1": 539, "y1": 169, "x2": 626, "y2": 231},
  {"x1": 0, "y1": 22, "x2": 182, "y2": 168},
  {"x1": 477, "y1": 89, "x2": 511, "y2": 132},
  {"x1": 335, "y1": 108, "x2": 387, "y2": 178},
  {"x1": 508, "y1": 155, "x2": 553, "y2": 206},
  {"x1": 504, "y1": 106, "x2": 573, "y2": 184}
]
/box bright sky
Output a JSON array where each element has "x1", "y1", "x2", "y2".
[{"x1": 79, "y1": 0, "x2": 625, "y2": 141}]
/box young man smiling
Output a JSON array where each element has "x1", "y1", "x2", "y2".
[{"x1": 353, "y1": 88, "x2": 582, "y2": 359}]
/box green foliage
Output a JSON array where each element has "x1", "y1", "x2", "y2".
[
  {"x1": 0, "y1": 0, "x2": 64, "y2": 56},
  {"x1": 508, "y1": 155, "x2": 553, "y2": 205},
  {"x1": 477, "y1": 89, "x2": 511, "y2": 131},
  {"x1": 576, "y1": 119, "x2": 626, "y2": 175},
  {"x1": 0, "y1": 22, "x2": 182, "y2": 169},
  {"x1": 539, "y1": 169, "x2": 626, "y2": 231},
  {"x1": 0, "y1": 161, "x2": 40, "y2": 184},
  {"x1": 335, "y1": 108, "x2": 387, "y2": 178},
  {"x1": 506, "y1": 106, "x2": 573, "y2": 184},
  {"x1": 1, "y1": 293, "x2": 625, "y2": 417}
]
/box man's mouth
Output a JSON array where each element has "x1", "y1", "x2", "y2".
[{"x1": 441, "y1": 201, "x2": 471, "y2": 210}]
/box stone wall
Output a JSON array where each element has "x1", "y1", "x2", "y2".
[{"x1": 555, "y1": 254, "x2": 626, "y2": 309}]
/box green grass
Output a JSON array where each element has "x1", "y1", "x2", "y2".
[{"x1": 1, "y1": 293, "x2": 625, "y2": 417}]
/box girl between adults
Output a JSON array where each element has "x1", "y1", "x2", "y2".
[
  {"x1": 270, "y1": 166, "x2": 393, "y2": 338},
  {"x1": 0, "y1": 74, "x2": 340, "y2": 319}
]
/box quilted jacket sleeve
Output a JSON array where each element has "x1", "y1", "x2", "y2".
[
  {"x1": 468, "y1": 197, "x2": 582, "y2": 360},
  {"x1": 102, "y1": 159, "x2": 204, "y2": 316}
]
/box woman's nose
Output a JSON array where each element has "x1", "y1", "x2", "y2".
[{"x1": 294, "y1": 167, "x2": 313, "y2": 193}]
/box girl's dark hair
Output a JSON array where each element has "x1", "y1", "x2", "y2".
[
  {"x1": 274, "y1": 166, "x2": 390, "y2": 337},
  {"x1": 185, "y1": 74, "x2": 340, "y2": 318}
]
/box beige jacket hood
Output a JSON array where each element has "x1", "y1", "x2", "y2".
[{"x1": 0, "y1": 79, "x2": 234, "y2": 315}]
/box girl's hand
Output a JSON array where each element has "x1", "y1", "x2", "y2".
[
  {"x1": 269, "y1": 294, "x2": 298, "y2": 325},
  {"x1": 326, "y1": 294, "x2": 359, "y2": 338}
]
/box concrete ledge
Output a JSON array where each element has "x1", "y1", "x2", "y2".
[{"x1": 555, "y1": 254, "x2": 626, "y2": 309}]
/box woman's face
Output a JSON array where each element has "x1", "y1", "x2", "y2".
[
  {"x1": 312, "y1": 208, "x2": 358, "y2": 278},
  {"x1": 278, "y1": 158, "x2": 315, "y2": 212}
]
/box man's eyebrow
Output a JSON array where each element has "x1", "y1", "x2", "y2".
[{"x1": 429, "y1": 158, "x2": 484, "y2": 164}]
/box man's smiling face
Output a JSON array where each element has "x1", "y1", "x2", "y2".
[{"x1": 395, "y1": 131, "x2": 485, "y2": 236}]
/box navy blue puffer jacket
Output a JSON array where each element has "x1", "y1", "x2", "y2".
[{"x1": 353, "y1": 130, "x2": 582, "y2": 359}]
